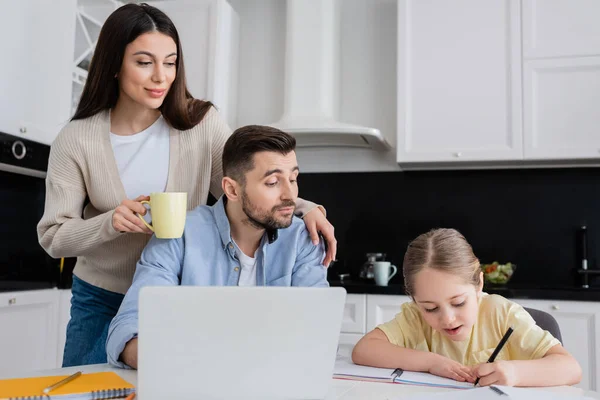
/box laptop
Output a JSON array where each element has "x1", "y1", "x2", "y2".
[{"x1": 137, "y1": 286, "x2": 347, "y2": 400}]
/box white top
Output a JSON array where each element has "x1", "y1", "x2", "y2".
[
  {"x1": 235, "y1": 246, "x2": 257, "y2": 286},
  {"x1": 109, "y1": 115, "x2": 170, "y2": 200}
]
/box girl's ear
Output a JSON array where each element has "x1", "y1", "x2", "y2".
[{"x1": 476, "y1": 271, "x2": 484, "y2": 295}]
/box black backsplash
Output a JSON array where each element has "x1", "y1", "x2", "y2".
[{"x1": 299, "y1": 168, "x2": 600, "y2": 288}]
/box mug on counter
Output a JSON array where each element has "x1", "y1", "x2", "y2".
[
  {"x1": 136, "y1": 192, "x2": 187, "y2": 239},
  {"x1": 373, "y1": 261, "x2": 397, "y2": 287}
]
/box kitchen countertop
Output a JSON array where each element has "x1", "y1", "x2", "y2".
[{"x1": 329, "y1": 280, "x2": 600, "y2": 302}]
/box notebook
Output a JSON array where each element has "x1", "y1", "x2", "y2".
[
  {"x1": 333, "y1": 354, "x2": 473, "y2": 390},
  {"x1": 0, "y1": 372, "x2": 134, "y2": 400}
]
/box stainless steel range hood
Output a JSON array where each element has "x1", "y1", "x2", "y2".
[{"x1": 270, "y1": 0, "x2": 390, "y2": 152}]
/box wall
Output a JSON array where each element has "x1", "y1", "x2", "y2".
[
  {"x1": 299, "y1": 168, "x2": 600, "y2": 288},
  {"x1": 228, "y1": 0, "x2": 400, "y2": 172}
]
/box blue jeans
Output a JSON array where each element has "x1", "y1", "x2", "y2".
[{"x1": 62, "y1": 275, "x2": 125, "y2": 367}]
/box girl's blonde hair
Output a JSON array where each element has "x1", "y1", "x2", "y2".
[{"x1": 403, "y1": 228, "x2": 481, "y2": 297}]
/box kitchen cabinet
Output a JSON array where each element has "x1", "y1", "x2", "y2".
[
  {"x1": 523, "y1": 58, "x2": 600, "y2": 161},
  {"x1": 0, "y1": 289, "x2": 60, "y2": 375},
  {"x1": 339, "y1": 294, "x2": 600, "y2": 391},
  {"x1": 56, "y1": 289, "x2": 73, "y2": 368},
  {"x1": 396, "y1": 0, "x2": 523, "y2": 164},
  {"x1": 397, "y1": 0, "x2": 600, "y2": 166},
  {"x1": 522, "y1": 0, "x2": 600, "y2": 59},
  {"x1": 366, "y1": 294, "x2": 411, "y2": 332},
  {"x1": 0, "y1": 0, "x2": 76, "y2": 145}
]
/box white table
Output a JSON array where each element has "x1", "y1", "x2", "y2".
[{"x1": 4, "y1": 363, "x2": 600, "y2": 399}]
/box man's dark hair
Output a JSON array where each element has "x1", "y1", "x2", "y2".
[{"x1": 222, "y1": 125, "x2": 296, "y2": 184}]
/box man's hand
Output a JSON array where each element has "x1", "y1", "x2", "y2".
[
  {"x1": 428, "y1": 354, "x2": 476, "y2": 383},
  {"x1": 472, "y1": 360, "x2": 518, "y2": 387},
  {"x1": 120, "y1": 338, "x2": 139, "y2": 369}
]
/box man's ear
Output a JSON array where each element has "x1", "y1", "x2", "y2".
[{"x1": 222, "y1": 177, "x2": 241, "y2": 201}]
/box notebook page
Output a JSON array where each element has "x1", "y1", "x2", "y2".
[
  {"x1": 394, "y1": 371, "x2": 474, "y2": 389},
  {"x1": 333, "y1": 355, "x2": 396, "y2": 382}
]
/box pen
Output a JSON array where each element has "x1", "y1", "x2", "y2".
[
  {"x1": 474, "y1": 327, "x2": 514, "y2": 386},
  {"x1": 43, "y1": 371, "x2": 82, "y2": 394}
]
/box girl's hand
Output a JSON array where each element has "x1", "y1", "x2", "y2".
[
  {"x1": 472, "y1": 360, "x2": 518, "y2": 387},
  {"x1": 302, "y1": 208, "x2": 337, "y2": 266},
  {"x1": 112, "y1": 195, "x2": 153, "y2": 234},
  {"x1": 428, "y1": 355, "x2": 476, "y2": 383}
]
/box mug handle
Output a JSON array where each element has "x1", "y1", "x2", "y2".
[
  {"x1": 388, "y1": 265, "x2": 398, "y2": 282},
  {"x1": 136, "y1": 200, "x2": 154, "y2": 232}
]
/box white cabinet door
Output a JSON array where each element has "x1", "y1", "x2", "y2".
[
  {"x1": 512, "y1": 299, "x2": 600, "y2": 391},
  {"x1": 0, "y1": 1, "x2": 28, "y2": 136},
  {"x1": 397, "y1": 0, "x2": 523, "y2": 164},
  {"x1": 0, "y1": 290, "x2": 60, "y2": 374},
  {"x1": 0, "y1": 0, "x2": 76, "y2": 143},
  {"x1": 56, "y1": 289, "x2": 73, "y2": 368},
  {"x1": 22, "y1": 0, "x2": 77, "y2": 145},
  {"x1": 341, "y1": 294, "x2": 367, "y2": 334},
  {"x1": 523, "y1": 57, "x2": 600, "y2": 160},
  {"x1": 366, "y1": 295, "x2": 411, "y2": 332},
  {"x1": 523, "y1": 0, "x2": 600, "y2": 59}
]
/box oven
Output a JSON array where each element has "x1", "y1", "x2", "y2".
[{"x1": 0, "y1": 132, "x2": 62, "y2": 292}]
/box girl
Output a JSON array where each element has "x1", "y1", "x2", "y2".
[
  {"x1": 37, "y1": 3, "x2": 336, "y2": 367},
  {"x1": 352, "y1": 228, "x2": 581, "y2": 387}
]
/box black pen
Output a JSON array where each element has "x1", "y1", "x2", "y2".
[{"x1": 474, "y1": 327, "x2": 514, "y2": 386}]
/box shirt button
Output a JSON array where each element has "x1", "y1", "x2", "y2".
[
  {"x1": 229, "y1": 244, "x2": 234, "y2": 249},
  {"x1": 234, "y1": 267, "x2": 239, "y2": 272}
]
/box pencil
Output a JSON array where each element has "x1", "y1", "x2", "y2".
[
  {"x1": 124, "y1": 393, "x2": 136, "y2": 400},
  {"x1": 42, "y1": 371, "x2": 82, "y2": 394},
  {"x1": 474, "y1": 326, "x2": 514, "y2": 386}
]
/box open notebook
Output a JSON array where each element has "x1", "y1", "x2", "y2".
[
  {"x1": 333, "y1": 354, "x2": 473, "y2": 390},
  {"x1": 0, "y1": 372, "x2": 134, "y2": 400}
]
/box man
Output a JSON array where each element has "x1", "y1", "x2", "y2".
[{"x1": 106, "y1": 125, "x2": 328, "y2": 369}]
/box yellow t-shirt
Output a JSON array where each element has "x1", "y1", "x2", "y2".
[{"x1": 377, "y1": 293, "x2": 560, "y2": 366}]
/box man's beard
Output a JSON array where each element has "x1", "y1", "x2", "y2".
[{"x1": 240, "y1": 191, "x2": 295, "y2": 230}]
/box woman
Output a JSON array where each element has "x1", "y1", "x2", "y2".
[{"x1": 37, "y1": 3, "x2": 336, "y2": 367}]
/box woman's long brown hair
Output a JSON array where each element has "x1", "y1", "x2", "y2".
[{"x1": 72, "y1": 3, "x2": 213, "y2": 130}]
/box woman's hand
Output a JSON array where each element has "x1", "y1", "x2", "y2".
[
  {"x1": 472, "y1": 360, "x2": 518, "y2": 387},
  {"x1": 112, "y1": 195, "x2": 153, "y2": 234},
  {"x1": 428, "y1": 354, "x2": 476, "y2": 383},
  {"x1": 302, "y1": 207, "x2": 337, "y2": 266}
]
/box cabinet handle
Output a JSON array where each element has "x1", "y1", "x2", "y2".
[
  {"x1": 551, "y1": 304, "x2": 559, "y2": 310},
  {"x1": 19, "y1": 127, "x2": 27, "y2": 134},
  {"x1": 453, "y1": 152, "x2": 462, "y2": 158},
  {"x1": 8, "y1": 298, "x2": 16, "y2": 305}
]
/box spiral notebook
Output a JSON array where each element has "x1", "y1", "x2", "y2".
[
  {"x1": 333, "y1": 355, "x2": 473, "y2": 389},
  {"x1": 0, "y1": 371, "x2": 134, "y2": 400}
]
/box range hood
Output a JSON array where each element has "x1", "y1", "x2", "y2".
[{"x1": 270, "y1": 0, "x2": 390, "y2": 152}]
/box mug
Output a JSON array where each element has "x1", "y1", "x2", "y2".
[
  {"x1": 373, "y1": 261, "x2": 397, "y2": 287},
  {"x1": 136, "y1": 192, "x2": 187, "y2": 239}
]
